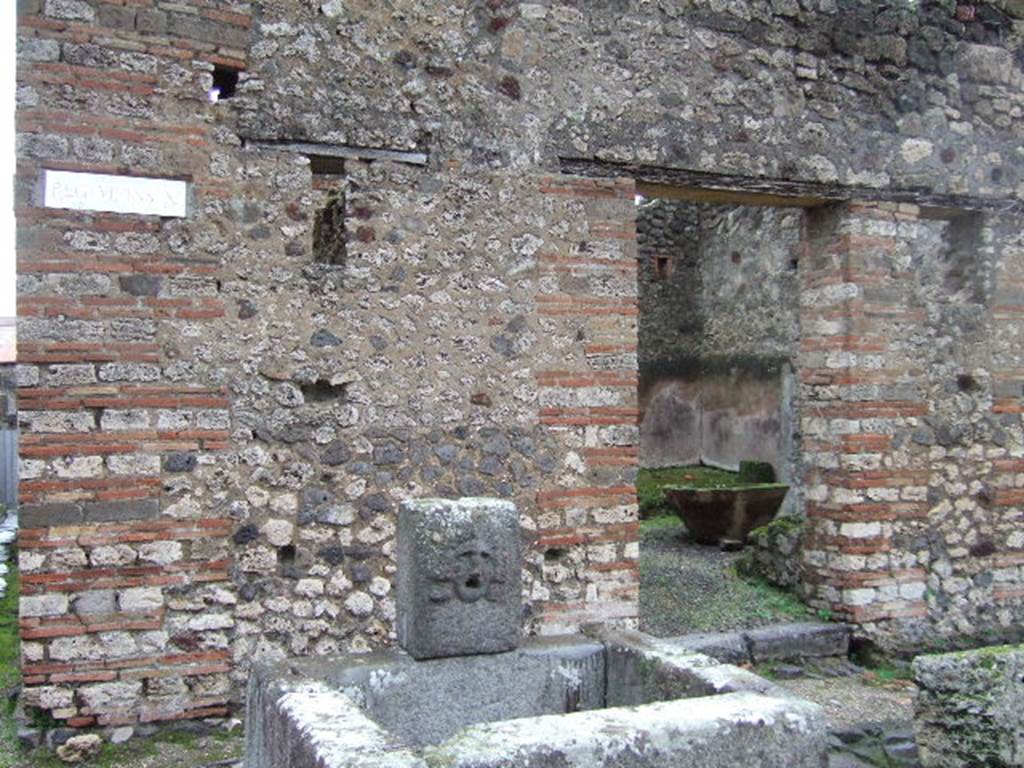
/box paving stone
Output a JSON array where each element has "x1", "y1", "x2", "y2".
[
  {"x1": 828, "y1": 753, "x2": 878, "y2": 768},
  {"x1": 773, "y1": 663, "x2": 805, "y2": 679},
  {"x1": 746, "y1": 622, "x2": 852, "y2": 662}
]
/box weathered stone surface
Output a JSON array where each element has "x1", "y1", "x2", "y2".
[
  {"x1": 396, "y1": 498, "x2": 520, "y2": 659},
  {"x1": 55, "y1": 734, "x2": 102, "y2": 764},
  {"x1": 746, "y1": 623, "x2": 852, "y2": 663},
  {"x1": 118, "y1": 587, "x2": 163, "y2": 612},
  {"x1": 913, "y1": 644, "x2": 1024, "y2": 767},
  {"x1": 245, "y1": 631, "x2": 826, "y2": 768},
  {"x1": 108, "y1": 727, "x2": 133, "y2": 745},
  {"x1": 739, "y1": 516, "x2": 804, "y2": 588},
  {"x1": 20, "y1": 593, "x2": 69, "y2": 618},
  {"x1": 663, "y1": 631, "x2": 752, "y2": 665},
  {"x1": 426, "y1": 692, "x2": 825, "y2": 768}
]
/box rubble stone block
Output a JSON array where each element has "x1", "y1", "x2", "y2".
[{"x1": 913, "y1": 644, "x2": 1024, "y2": 768}]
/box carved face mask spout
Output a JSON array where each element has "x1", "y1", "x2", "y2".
[{"x1": 453, "y1": 543, "x2": 495, "y2": 603}]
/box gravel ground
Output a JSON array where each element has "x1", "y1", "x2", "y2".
[
  {"x1": 777, "y1": 675, "x2": 915, "y2": 731},
  {"x1": 639, "y1": 516, "x2": 815, "y2": 636}
]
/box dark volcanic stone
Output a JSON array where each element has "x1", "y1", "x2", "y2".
[
  {"x1": 233, "y1": 524, "x2": 260, "y2": 545},
  {"x1": 310, "y1": 329, "x2": 343, "y2": 347},
  {"x1": 321, "y1": 441, "x2": 351, "y2": 466},
  {"x1": 164, "y1": 452, "x2": 197, "y2": 473},
  {"x1": 319, "y1": 546, "x2": 346, "y2": 566}
]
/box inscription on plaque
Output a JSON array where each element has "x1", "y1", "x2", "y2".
[{"x1": 43, "y1": 170, "x2": 189, "y2": 218}]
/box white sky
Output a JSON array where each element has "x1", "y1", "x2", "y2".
[{"x1": 2, "y1": 3, "x2": 15, "y2": 319}]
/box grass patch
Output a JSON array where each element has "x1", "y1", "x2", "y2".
[
  {"x1": 23, "y1": 725, "x2": 244, "y2": 768},
  {"x1": 0, "y1": 564, "x2": 22, "y2": 768},
  {"x1": 639, "y1": 513, "x2": 684, "y2": 535},
  {"x1": 734, "y1": 566, "x2": 810, "y2": 622},
  {"x1": 860, "y1": 661, "x2": 914, "y2": 689},
  {"x1": 0, "y1": 567, "x2": 19, "y2": 693}
]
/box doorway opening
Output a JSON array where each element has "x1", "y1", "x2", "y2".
[{"x1": 634, "y1": 182, "x2": 822, "y2": 637}]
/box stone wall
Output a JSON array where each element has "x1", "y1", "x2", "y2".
[
  {"x1": 798, "y1": 202, "x2": 1023, "y2": 652},
  {"x1": 13, "y1": 0, "x2": 1024, "y2": 727},
  {"x1": 636, "y1": 199, "x2": 702, "y2": 372},
  {"x1": 698, "y1": 206, "x2": 802, "y2": 361}
]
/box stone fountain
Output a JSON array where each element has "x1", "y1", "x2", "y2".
[{"x1": 245, "y1": 498, "x2": 828, "y2": 767}]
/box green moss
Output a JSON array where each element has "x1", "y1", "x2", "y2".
[
  {"x1": 732, "y1": 566, "x2": 810, "y2": 621},
  {"x1": 861, "y1": 661, "x2": 914, "y2": 687},
  {"x1": 637, "y1": 465, "x2": 747, "y2": 518},
  {"x1": 737, "y1": 461, "x2": 775, "y2": 484},
  {"x1": 24, "y1": 726, "x2": 244, "y2": 768},
  {"x1": 952, "y1": 643, "x2": 1020, "y2": 658},
  {"x1": 0, "y1": 566, "x2": 19, "y2": 695},
  {"x1": 747, "y1": 515, "x2": 804, "y2": 539},
  {"x1": 663, "y1": 482, "x2": 790, "y2": 493},
  {"x1": 639, "y1": 513, "x2": 684, "y2": 534},
  {"x1": 0, "y1": 565, "x2": 20, "y2": 768}
]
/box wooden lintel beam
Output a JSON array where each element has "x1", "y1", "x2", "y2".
[
  {"x1": 246, "y1": 139, "x2": 429, "y2": 167},
  {"x1": 636, "y1": 181, "x2": 831, "y2": 208}
]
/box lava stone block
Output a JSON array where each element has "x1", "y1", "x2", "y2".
[{"x1": 397, "y1": 498, "x2": 521, "y2": 660}]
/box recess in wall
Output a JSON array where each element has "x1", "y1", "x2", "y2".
[{"x1": 209, "y1": 65, "x2": 241, "y2": 102}]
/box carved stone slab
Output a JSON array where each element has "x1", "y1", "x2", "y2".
[{"x1": 397, "y1": 498, "x2": 521, "y2": 659}]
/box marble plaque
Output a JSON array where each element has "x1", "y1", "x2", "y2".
[{"x1": 43, "y1": 170, "x2": 189, "y2": 218}]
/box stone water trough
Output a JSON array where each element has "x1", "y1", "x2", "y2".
[
  {"x1": 665, "y1": 484, "x2": 790, "y2": 545},
  {"x1": 245, "y1": 498, "x2": 827, "y2": 768}
]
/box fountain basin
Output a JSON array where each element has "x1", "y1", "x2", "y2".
[{"x1": 245, "y1": 628, "x2": 827, "y2": 768}]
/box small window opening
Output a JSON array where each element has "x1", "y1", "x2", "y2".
[
  {"x1": 956, "y1": 373, "x2": 980, "y2": 393},
  {"x1": 309, "y1": 155, "x2": 346, "y2": 176},
  {"x1": 654, "y1": 256, "x2": 671, "y2": 281},
  {"x1": 209, "y1": 65, "x2": 241, "y2": 103},
  {"x1": 300, "y1": 379, "x2": 349, "y2": 402},
  {"x1": 278, "y1": 545, "x2": 298, "y2": 578},
  {"x1": 313, "y1": 188, "x2": 347, "y2": 266}
]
